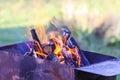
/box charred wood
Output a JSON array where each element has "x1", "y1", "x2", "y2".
[{"x1": 70, "y1": 37, "x2": 90, "y2": 66}]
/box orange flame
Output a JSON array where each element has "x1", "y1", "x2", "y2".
[
  {"x1": 32, "y1": 23, "x2": 81, "y2": 67},
  {"x1": 34, "y1": 40, "x2": 47, "y2": 58},
  {"x1": 35, "y1": 24, "x2": 48, "y2": 43}
]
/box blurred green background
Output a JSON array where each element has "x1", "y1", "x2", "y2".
[{"x1": 0, "y1": 0, "x2": 120, "y2": 79}]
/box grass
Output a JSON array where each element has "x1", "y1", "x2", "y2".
[
  {"x1": 0, "y1": 0, "x2": 62, "y2": 28},
  {"x1": 73, "y1": 28, "x2": 120, "y2": 57},
  {"x1": 0, "y1": 27, "x2": 29, "y2": 46},
  {"x1": 117, "y1": 76, "x2": 120, "y2": 80}
]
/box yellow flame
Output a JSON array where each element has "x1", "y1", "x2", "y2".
[{"x1": 34, "y1": 24, "x2": 48, "y2": 43}]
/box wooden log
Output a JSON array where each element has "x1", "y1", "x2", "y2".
[
  {"x1": 31, "y1": 29, "x2": 47, "y2": 58},
  {"x1": 31, "y1": 29, "x2": 42, "y2": 47},
  {"x1": 70, "y1": 37, "x2": 90, "y2": 66},
  {"x1": 43, "y1": 45, "x2": 53, "y2": 54}
]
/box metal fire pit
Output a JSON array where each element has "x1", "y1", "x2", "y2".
[{"x1": 0, "y1": 41, "x2": 120, "y2": 80}]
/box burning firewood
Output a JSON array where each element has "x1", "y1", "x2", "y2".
[
  {"x1": 62, "y1": 27, "x2": 71, "y2": 45},
  {"x1": 28, "y1": 25, "x2": 82, "y2": 68},
  {"x1": 70, "y1": 37, "x2": 90, "y2": 66},
  {"x1": 43, "y1": 45, "x2": 53, "y2": 54},
  {"x1": 31, "y1": 29, "x2": 47, "y2": 58}
]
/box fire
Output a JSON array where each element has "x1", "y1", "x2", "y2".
[
  {"x1": 35, "y1": 24, "x2": 48, "y2": 43},
  {"x1": 34, "y1": 40, "x2": 47, "y2": 58},
  {"x1": 29, "y1": 23, "x2": 81, "y2": 67}
]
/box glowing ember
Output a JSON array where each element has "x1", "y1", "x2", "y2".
[{"x1": 29, "y1": 24, "x2": 81, "y2": 67}]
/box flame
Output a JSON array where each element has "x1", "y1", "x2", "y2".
[
  {"x1": 35, "y1": 24, "x2": 48, "y2": 42},
  {"x1": 24, "y1": 0, "x2": 81, "y2": 67},
  {"x1": 34, "y1": 40, "x2": 47, "y2": 58},
  {"x1": 32, "y1": 23, "x2": 81, "y2": 67}
]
